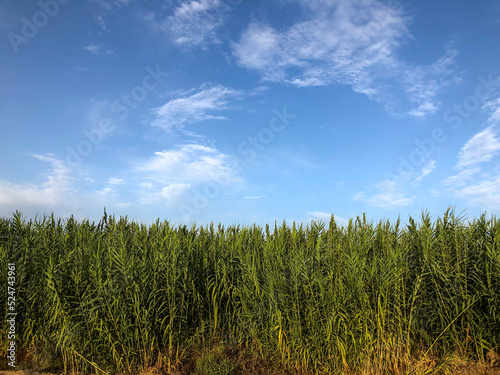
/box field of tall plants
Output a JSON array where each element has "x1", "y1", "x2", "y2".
[{"x1": 1, "y1": 208, "x2": 500, "y2": 374}]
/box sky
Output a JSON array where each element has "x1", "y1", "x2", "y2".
[{"x1": 1, "y1": 0, "x2": 500, "y2": 227}]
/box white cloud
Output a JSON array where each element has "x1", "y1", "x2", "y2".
[
  {"x1": 0, "y1": 152, "x2": 223, "y2": 219},
  {"x1": 75, "y1": 66, "x2": 90, "y2": 72},
  {"x1": 307, "y1": 211, "x2": 348, "y2": 226},
  {"x1": 151, "y1": 85, "x2": 242, "y2": 131},
  {"x1": 91, "y1": 0, "x2": 128, "y2": 10},
  {"x1": 307, "y1": 211, "x2": 332, "y2": 221},
  {"x1": 136, "y1": 143, "x2": 242, "y2": 192},
  {"x1": 97, "y1": 187, "x2": 115, "y2": 196},
  {"x1": 443, "y1": 167, "x2": 481, "y2": 187},
  {"x1": 91, "y1": 0, "x2": 111, "y2": 10},
  {"x1": 353, "y1": 192, "x2": 366, "y2": 201},
  {"x1": 356, "y1": 160, "x2": 435, "y2": 208},
  {"x1": 83, "y1": 44, "x2": 100, "y2": 54},
  {"x1": 453, "y1": 175, "x2": 500, "y2": 209},
  {"x1": 364, "y1": 179, "x2": 415, "y2": 208},
  {"x1": 108, "y1": 178, "x2": 125, "y2": 185},
  {"x1": 404, "y1": 46, "x2": 458, "y2": 117},
  {"x1": 441, "y1": 168, "x2": 500, "y2": 211},
  {"x1": 414, "y1": 160, "x2": 436, "y2": 182},
  {"x1": 456, "y1": 125, "x2": 500, "y2": 169},
  {"x1": 0, "y1": 154, "x2": 137, "y2": 219},
  {"x1": 146, "y1": 0, "x2": 227, "y2": 49},
  {"x1": 232, "y1": 0, "x2": 456, "y2": 116},
  {"x1": 140, "y1": 183, "x2": 192, "y2": 206},
  {"x1": 0, "y1": 154, "x2": 73, "y2": 210},
  {"x1": 161, "y1": 183, "x2": 191, "y2": 198},
  {"x1": 136, "y1": 144, "x2": 243, "y2": 209},
  {"x1": 484, "y1": 98, "x2": 500, "y2": 124},
  {"x1": 440, "y1": 101, "x2": 500, "y2": 210},
  {"x1": 95, "y1": 15, "x2": 109, "y2": 31},
  {"x1": 244, "y1": 195, "x2": 266, "y2": 199}
]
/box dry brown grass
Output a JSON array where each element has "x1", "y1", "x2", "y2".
[{"x1": 1, "y1": 351, "x2": 500, "y2": 375}]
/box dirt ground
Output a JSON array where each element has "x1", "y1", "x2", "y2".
[
  {"x1": 1, "y1": 365, "x2": 500, "y2": 375},
  {"x1": 1, "y1": 352, "x2": 500, "y2": 375}
]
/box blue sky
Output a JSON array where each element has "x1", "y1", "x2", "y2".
[{"x1": 1, "y1": 0, "x2": 500, "y2": 226}]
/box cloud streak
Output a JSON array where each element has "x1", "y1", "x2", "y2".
[
  {"x1": 151, "y1": 85, "x2": 242, "y2": 131},
  {"x1": 442, "y1": 99, "x2": 500, "y2": 209},
  {"x1": 83, "y1": 43, "x2": 100, "y2": 54},
  {"x1": 456, "y1": 125, "x2": 500, "y2": 169},
  {"x1": 354, "y1": 159, "x2": 436, "y2": 208}
]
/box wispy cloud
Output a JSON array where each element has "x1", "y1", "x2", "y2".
[
  {"x1": 91, "y1": 0, "x2": 129, "y2": 10},
  {"x1": 145, "y1": 0, "x2": 227, "y2": 49},
  {"x1": 150, "y1": 84, "x2": 242, "y2": 131},
  {"x1": 139, "y1": 182, "x2": 192, "y2": 206},
  {"x1": 484, "y1": 98, "x2": 500, "y2": 124},
  {"x1": 75, "y1": 66, "x2": 90, "y2": 72},
  {"x1": 353, "y1": 159, "x2": 436, "y2": 208},
  {"x1": 137, "y1": 144, "x2": 240, "y2": 185},
  {"x1": 83, "y1": 43, "x2": 100, "y2": 54},
  {"x1": 456, "y1": 125, "x2": 500, "y2": 169},
  {"x1": 232, "y1": 0, "x2": 457, "y2": 116},
  {"x1": 404, "y1": 47, "x2": 458, "y2": 117},
  {"x1": 96, "y1": 187, "x2": 116, "y2": 196},
  {"x1": 108, "y1": 178, "x2": 125, "y2": 185},
  {"x1": 414, "y1": 160, "x2": 436, "y2": 182},
  {"x1": 453, "y1": 175, "x2": 500, "y2": 209},
  {"x1": 443, "y1": 167, "x2": 481, "y2": 187},
  {"x1": 95, "y1": 15, "x2": 109, "y2": 31},
  {"x1": 354, "y1": 179, "x2": 415, "y2": 208},
  {"x1": 244, "y1": 195, "x2": 266, "y2": 199}
]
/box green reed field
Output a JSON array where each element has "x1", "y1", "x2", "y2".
[{"x1": 1, "y1": 208, "x2": 500, "y2": 374}]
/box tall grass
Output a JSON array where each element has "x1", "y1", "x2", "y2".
[{"x1": 1, "y1": 208, "x2": 499, "y2": 374}]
